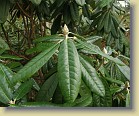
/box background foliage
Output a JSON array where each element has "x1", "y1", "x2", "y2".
[{"x1": 0, "y1": 0, "x2": 130, "y2": 107}]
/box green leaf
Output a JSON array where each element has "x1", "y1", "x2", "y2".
[
  {"x1": 76, "y1": 38, "x2": 124, "y2": 65},
  {"x1": 104, "y1": 77, "x2": 124, "y2": 85},
  {"x1": 0, "y1": 54, "x2": 23, "y2": 60},
  {"x1": 86, "y1": 36, "x2": 102, "y2": 43},
  {"x1": 80, "y1": 56, "x2": 105, "y2": 97},
  {"x1": 116, "y1": 63, "x2": 130, "y2": 81},
  {"x1": 75, "y1": 0, "x2": 85, "y2": 6},
  {"x1": 58, "y1": 39, "x2": 81, "y2": 103},
  {"x1": 97, "y1": 0, "x2": 113, "y2": 8},
  {"x1": 13, "y1": 79, "x2": 33, "y2": 100},
  {"x1": 0, "y1": 65, "x2": 13, "y2": 104},
  {"x1": 26, "y1": 43, "x2": 56, "y2": 55},
  {"x1": 36, "y1": 73, "x2": 58, "y2": 102},
  {"x1": 11, "y1": 43, "x2": 60, "y2": 86},
  {"x1": 0, "y1": 63, "x2": 13, "y2": 88},
  {"x1": 33, "y1": 35, "x2": 64, "y2": 43}
]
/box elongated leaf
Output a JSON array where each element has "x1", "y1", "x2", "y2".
[
  {"x1": 86, "y1": 36, "x2": 102, "y2": 43},
  {"x1": 0, "y1": 63, "x2": 13, "y2": 88},
  {"x1": 0, "y1": 54, "x2": 23, "y2": 60},
  {"x1": 33, "y1": 35, "x2": 64, "y2": 43},
  {"x1": 58, "y1": 39, "x2": 81, "y2": 103},
  {"x1": 0, "y1": 66, "x2": 12, "y2": 104},
  {"x1": 76, "y1": 38, "x2": 124, "y2": 65},
  {"x1": 80, "y1": 56, "x2": 105, "y2": 97},
  {"x1": 13, "y1": 79, "x2": 33, "y2": 100},
  {"x1": 36, "y1": 73, "x2": 58, "y2": 101},
  {"x1": 116, "y1": 64, "x2": 130, "y2": 80},
  {"x1": 11, "y1": 43, "x2": 60, "y2": 86},
  {"x1": 26, "y1": 43, "x2": 55, "y2": 55}
]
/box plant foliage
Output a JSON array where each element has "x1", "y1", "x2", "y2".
[{"x1": 0, "y1": 0, "x2": 130, "y2": 107}]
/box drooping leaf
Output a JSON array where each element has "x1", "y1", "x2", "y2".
[
  {"x1": 75, "y1": 38, "x2": 124, "y2": 65},
  {"x1": 80, "y1": 56, "x2": 105, "y2": 97},
  {"x1": 13, "y1": 79, "x2": 34, "y2": 100},
  {"x1": 58, "y1": 39, "x2": 81, "y2": 103},
  {"x1": 36, "y1": 73, "x2": 58, "y2": 102},
  {"x1": 0, "y1": 66, "x2": 12, "y2": 104},
  {"x1": 116, "y1": 63, "x2": 130, "y2": 81},
  {"x1": 11, "y1": 43, "x2": 60, "y2": 86}
]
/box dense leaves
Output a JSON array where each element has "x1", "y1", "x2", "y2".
[{"x1": 0, "y1": 0, "x2": 130, "y2": 107}]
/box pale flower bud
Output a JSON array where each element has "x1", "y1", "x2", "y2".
[
  {"x1": 62, "y1": 24, "x2": 69, "y2": 36},
  {"x1": 103, "y1": 47, "x2": 107, "y2": 54}
]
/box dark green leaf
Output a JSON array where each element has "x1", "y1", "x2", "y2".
[
  {"x1": 0, "y1": 65, "x2": 12, "y2": 104},
  {"x1": 11, "y1": 43, "x2": 60, "y2": 86},
  {"x1": 33, "y1": 35, "x2": 64, "y2": 43},
  {"x1": 80, "y1": 56, "x2": 105, "y2": 97},
  {"x1": 0, "y1": 55, "x2": 23, "y2": 60},
  {"x1": 58, "y1": 39, "x2": 81, "y2": 103},
  {"x1": 36, "y1": 73, "x2": 58, "y2": 102},
  {"x1": 13, "y1": 79, "x2": 33, "y2": 100},
  {"x1": 116, "y1": 59, "x2": 130, "y2": 80},
  {"x1": 76, "y1": 38, "x2": 125, "y2": 65},
  {"x1": 0, "y1": 63, "x2": 13, "y2": 88}
]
